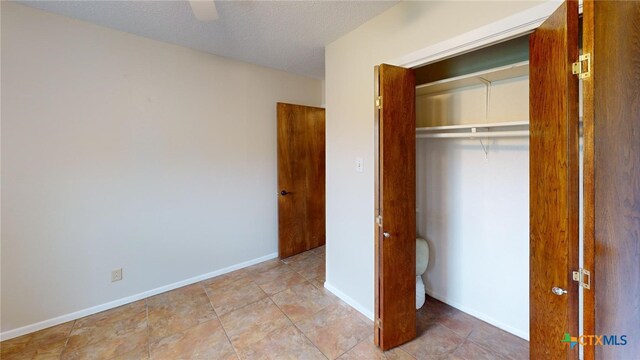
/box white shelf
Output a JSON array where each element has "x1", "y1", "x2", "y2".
[
  {"x1": 416, "y1": 61, "x2": 529, "y2": 96},
  {"x1": 417, "y1": 130, "x2": 529, "y2": 139},
  {"x1": 415, "y1": 62, "x2": 530, "y2": 141}
]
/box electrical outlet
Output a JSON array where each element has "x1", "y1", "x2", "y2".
[{"x1": 111, "y1": 268, "x2": 123, "y2": 282}]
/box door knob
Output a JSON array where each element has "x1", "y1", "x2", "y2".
[
  {"x1": 280, "y1": 190, "x2": 289, "y2": 196},
  {"x1": 383, "y1": 232, "x2": 391, "y2": 238},
  {"x1": 552, "y1": 287, "x2": 567, "y2": 296}
]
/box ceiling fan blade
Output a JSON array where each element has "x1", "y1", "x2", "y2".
[{"x1": 188, "y1": 0, "x2": 218, "y2": 21}]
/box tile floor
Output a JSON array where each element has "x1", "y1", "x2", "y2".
[{"x1": 1, "y1": 246, "x2": 529, "y2": 359}]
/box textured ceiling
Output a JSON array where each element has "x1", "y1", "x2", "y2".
[{"x1": 18, "y1": 0, "x2": 399, "y2": 78}]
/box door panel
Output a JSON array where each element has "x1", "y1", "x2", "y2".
[
  {"x1": 583, "y1": 1, "x2": 640, "y2": 358},
  {"x1": 375, "y1": 64, "x2": 416, "y2": 350},
  {"x1": 581, "y1": 2, "x2": 596, "y2": 358},
  {"x1": 277, "y1": 103, "x2": 326, "y2": 259},
  {"x1": 529, "y1": 1, "x2": 580, "y2": 358}
]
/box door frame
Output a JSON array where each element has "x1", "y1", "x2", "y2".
[{"x1": 389, "y1": 1, "x2": 561, "y2": 70}]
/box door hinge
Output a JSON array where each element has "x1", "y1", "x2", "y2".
[
  {"x1": 573, "y1": 268, "x2": 591, "y2": 289},
  {"x1": 375, "y1": 318, "x2": 382, "y2": 329},
  {"x1": 376, "y1": 215, "x2": 382, "y2": 227},
  {"x1": 375, "y1": 96, "x2": 382, "y2": 109},
  {"x1": 572, "y1": 53, "x2": 591, "y2": 79}
]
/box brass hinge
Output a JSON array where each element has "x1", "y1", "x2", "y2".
[
  {"x1": 375, "y1": 96, "x2": 382, "y2": 109},
  {"x1": 573, "y1": 268, "x2": 591, "y2": 289},
  {"x1": 572, "y1": 53, "x2": 591, "y2": 79},
  {"x1": 375, "y1": 318, "x2": 382, "y2": 329},
  {"x1": 376, "y1": 215, "x2": 382, "y2": 227}
]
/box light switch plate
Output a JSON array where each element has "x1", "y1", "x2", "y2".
[{"x1": 355, "y1": 158, "x2": 364, "y2": 173}]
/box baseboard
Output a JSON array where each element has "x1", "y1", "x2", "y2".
[
  {"x1": 323, "y1": 281, "x2": 374, "y2": 322},
  {"x1": 0, "y1": 252, "x2": 278, "y2": 341},
  {"x1": 425, "y1": 288, "x2": 530, "y2": 341},
  {"x1": 320, "y1": 284, "x2": 528, "y2": 340}
]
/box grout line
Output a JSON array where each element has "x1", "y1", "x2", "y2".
[
  {"x1": 203, "y1": 276, "x2": 269, "y2": 359},
  {"x1": 395, "y1": 347, "x2": 417, "y2": 359},
  {"x1": 61, "y1": 319, "x2": 75, "y2": 351},
  {"x1": 145, "y1": 285, "x2": 229, "y2": 354},
  {"x1": 425, "y1": 304, "x2": 525, "y2": 359},
  {"x1": 211, "y1": 291, "x2": 242, "y2": 360},
  {"x1": 49, "y1": 305, "x2": 149, "y2": 359},
  {"x1": 327, "y1": 304, "x2": 373, "y2": 358},
  {"x1": 205, "y1": 250, "x2": 325, "y2": 319},
  {"x1": 220, "y1": 324, "x2": 241, "y2": 360},
  {"x1": 210, "y1": 291, "x2": 269, "y2": 318},
  {"x1": 288, "y1": 253, "x2": 325, "y2": 282},
  {"x1": 236, "y1": 292, "x2": 329, "y2": 360},
  {"x1": 446, "y1": 337, "x2": 465, "y2": 357},
  {"x1": 334, "y1": 336, "x2": 363, "y2": 359},
  {"x1": 266, "y1": 249, "x2": 331, "y2": 359},
  {"x1": 465, "y1": 332, "x2": 515, "y2": 358},
  {"x1": 0, "y1": 319, "x2": 77, "y2": 358},
  {"x1": 271, "y1": 295, "x2": 329, "y2": 360},
  {"x1": 146, "y1": 300, "x2": 151, "y2": 359}
]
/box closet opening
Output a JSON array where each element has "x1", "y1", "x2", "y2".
[
  {"x1": 378, "y1": 3, "x2": 640, "y2": 357},
  {"x1": 412, "y1": 34, "x2": 533, "y2": 352},
  {"x1": 409, "y1": 30, "x2": 586, "y2": 356}
]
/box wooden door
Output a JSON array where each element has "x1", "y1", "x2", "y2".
[
  {"x1": 277, "y1": 103, "x2": 326, "y2": 259},
  {"x1": 582, "y1": 1, "x2": 640, "y2": 358},
  {"x1": 374, "y1": 64, "x2": 416, "y2": 350},
  {"x1": 529, "y1": 1, "x2": 580, "y2": 358}
]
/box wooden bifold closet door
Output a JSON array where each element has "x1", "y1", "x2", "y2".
[
  {"x1": 530, "y1": 1, "x2": 640, "y2": 358},
  {"x1": 374, "y1": 64, "x2": 416, "y2": 350},
  {"x1": 582, "y1": 1, "x2": 640, "y2": 359},
  {"x1": 529, "y1": 1, "x2": 580, "y2": 358}
]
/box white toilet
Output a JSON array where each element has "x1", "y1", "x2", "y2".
[{"x1": 416, "y1": 237, "x2": 429, "y2": 309}]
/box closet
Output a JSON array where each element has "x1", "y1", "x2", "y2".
[
  {"x1": 374, "y1": 36, "x2": 534, "y2": 351},
  {"x1": 415, "y1": 38, "x2": 531, "y2": 341},
  {"x1": 374, "y1": 1, "x2": 640, "y2": 359}
]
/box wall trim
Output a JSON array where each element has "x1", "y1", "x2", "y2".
[
  {"x1": 324, "y1": 282, "x2": 374, "y2": 322},
  {"x1": 426, "y1": 288, "x2": 530, "y2": 341},
  {"x1": 390, "y1": 0, "x2": 561, "y2": 69},
  {"x1": 0, "y1": 252, "x2": 278, "y2": 341}
]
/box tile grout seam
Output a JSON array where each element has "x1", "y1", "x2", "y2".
[
  {"x1": 201, "y1": 283, "x2": 242, "y2": 360},
  {"x1": 263, "y1": 250, "x2": 329, "y2": 358},
  {"x1": 146, "y1": 300, "x2": 151, "y2": 359}
]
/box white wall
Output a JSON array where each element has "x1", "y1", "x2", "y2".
[
  {"x1": 417, "y1": 77, "x2": 530, "y2": 339},
  {"x1": 1, "y1": 3, "x2": 322, "y2": 336},
  {"x1": 325, "y1": 1, "x2": 542, "y2": 320},
  {"x1": 418, "y1": 138, "x2": 529, "y2": 338}
]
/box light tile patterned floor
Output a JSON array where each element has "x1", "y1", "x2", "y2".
[{"x1": 1, "y1": 246, "x2": 529, "y2": 359}]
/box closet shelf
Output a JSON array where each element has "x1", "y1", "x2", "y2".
[
  {"x1": 416, "y1": 120, "x2": 529, "y2": 139},
  {"x1": 416, "y1": 61, "x2": 529, "y2": 96}
]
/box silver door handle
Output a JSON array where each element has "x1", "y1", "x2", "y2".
[
  {"x1": 383, "y1": 232, "x2": 390, "y2": 238},
  {"x1": 552, "y1": 287, "x2": 567, "y2": 296}
]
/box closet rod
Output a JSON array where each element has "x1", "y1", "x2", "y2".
[
  {"x1": 416, "y1": 120, "x2": 529, "y2": 132},
  {"x1": 416, "y1": 130, "x2": 529, "y2": 139}
]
